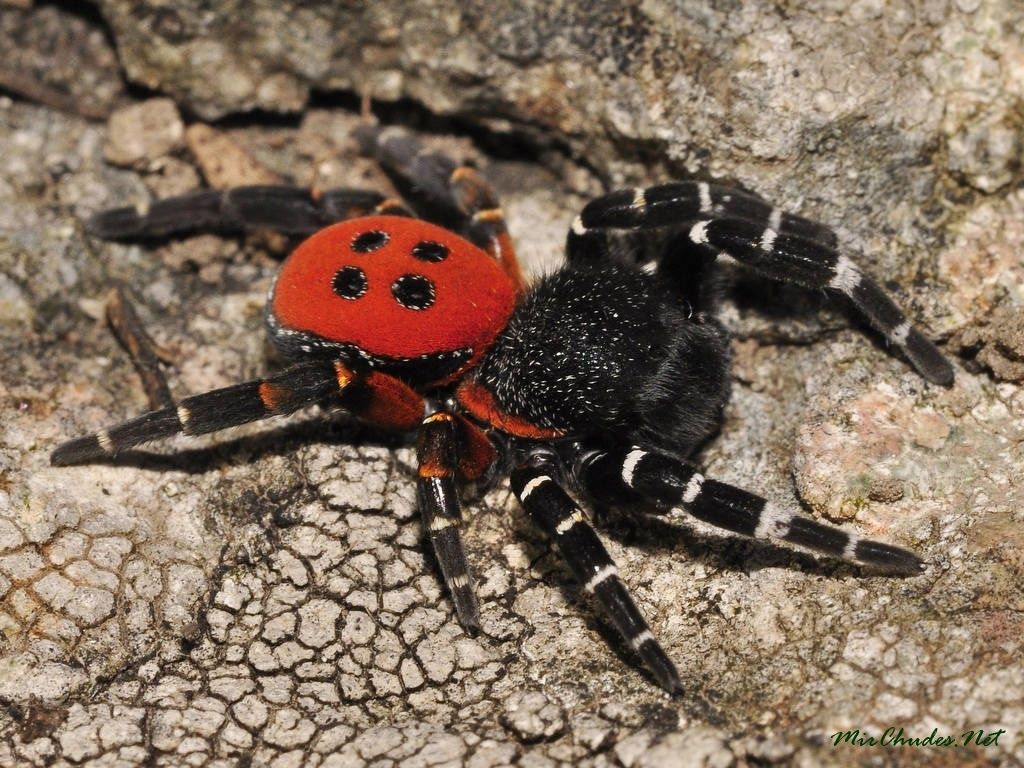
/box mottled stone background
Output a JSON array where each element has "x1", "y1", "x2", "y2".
[{"x1": 0, "y1": 1, "x2": 1022, "y2": 766}]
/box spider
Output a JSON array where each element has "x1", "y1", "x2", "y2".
[{"x1": 52, "y1": 124, "x2": 954, "y2": 694}]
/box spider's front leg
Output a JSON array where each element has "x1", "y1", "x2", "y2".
[
  {"x1": 510, "y1": 452, "x2": 683, "y2": 695},
  {"x1": 576, "y1": 445, "x2": 924, "y2": 574},
  {"x1": 51, "y1": 360, "x2": 424, "y2": 465},
  {"x1": 567, "y1": 182, "x2": 839, "y2": 260},
  {"x1": 567, "y1": 182, "x2": 954, "y2": 386}
]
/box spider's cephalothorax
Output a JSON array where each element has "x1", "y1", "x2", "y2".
[{"x1": 53, "y1": 125, "x2": 954, "y2": 695}]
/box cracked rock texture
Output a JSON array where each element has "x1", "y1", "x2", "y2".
[{"x1": 1, "y1": 1, "x2": 1022, "y2": 766}]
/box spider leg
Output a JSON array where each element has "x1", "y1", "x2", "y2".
[
  {"x1": 567, "y1": 182, "x2": 837, "y2": 264},
  {"x1": 88, "y1": 186, "x2": 413, "y2": 240},
  {"x1": 652, "y1": 231, "x2": 721, "y2": 317},
  {"x1": 510, "y1": 457, "x2": 683, "y2": 694},
  {"x1": 567, "y1": 183, "x2": 954, "y2": 386},
  {"x1": 417, "y1": 411, "x2": 483, "y2": 634},
  {"x1": 51, "y1": 360, "x2": 424, "y2": 465},
  {"x1": 354, "y1": 124, "x2": 526, "y2": 290},
  {"x1": 575, "y1": 445, "x2": 924, "y2": 575}
]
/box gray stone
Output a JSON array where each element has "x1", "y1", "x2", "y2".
[
  {"x1": 103, "y1": 98, "x2": 185, "y2": 169},
  {"x1": 501, "y1": 691, "x2": 565, "y2": 742},
  {"x1": 0, "y1": 3, "x2": 125, "y2": 120},
  {"x1": 297, "y1": 598, "x2": 343, "y2": 649}
]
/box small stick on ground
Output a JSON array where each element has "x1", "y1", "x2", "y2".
[
  {"x1": 105, "y1": 286, "x2": 175, "y2": 410},
  {"x1": 0, "y1": 68, "x2": 112, "y2": 121}
]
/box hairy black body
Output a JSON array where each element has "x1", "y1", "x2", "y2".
[{"x1": 471, "y1": 263, "x2": 730, "y2": 455}]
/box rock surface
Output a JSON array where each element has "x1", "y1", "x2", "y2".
[{"x1": 0, "y1": 2, "x2": 1022, "y2": 767}]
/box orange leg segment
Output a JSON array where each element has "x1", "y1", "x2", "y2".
[{"x1": 450, "y1": 166, "x2": 527, "y2": 291}]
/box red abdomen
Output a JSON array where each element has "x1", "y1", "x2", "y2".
[{"x1": 269, "y1": 216, "x2": 517, "y2": 384}]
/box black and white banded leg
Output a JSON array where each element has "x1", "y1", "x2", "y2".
[
  {"x1": 567, "y1": 183, "x2": 954, "y2": 386},
  {"x1": 510, "y1": 462, "x2": 683, "y2": 694},
  {"x1": 88, "y1": 186, "x2": 413, "y2": 240},
  {"x1": 51, "y1": 360, "x2": 425, "y2": 465},
  {"x1": 416, "y1": 411, "x2": 482, "y2": 635},
  {"x1": 567, "y1": 182, "x2": 838, "y2": 264},
  {"x1": 576, "y1": 446, "x2": 925, "y2": 574}
]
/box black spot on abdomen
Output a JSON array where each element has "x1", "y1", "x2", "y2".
[
  {"x1": 392, "y1": 274, "x2": 436, "y2": 310},
  {"x1": 412, "y1": 241, "x2": 449, "y2": 262},
  {"x1": 351, "y1": 230, "x2": 389, "y2": 252},
  {"x1": 333, "y1": 266, "x2": 368, "y2": 299}
]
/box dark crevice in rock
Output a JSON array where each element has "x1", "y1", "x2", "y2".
[
  {"x1": 39, "y1": 0, "x2": 114, "y2": 51},
  {"x1": 0, "y1": 0, "x2": 126, "y2": 119}
]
